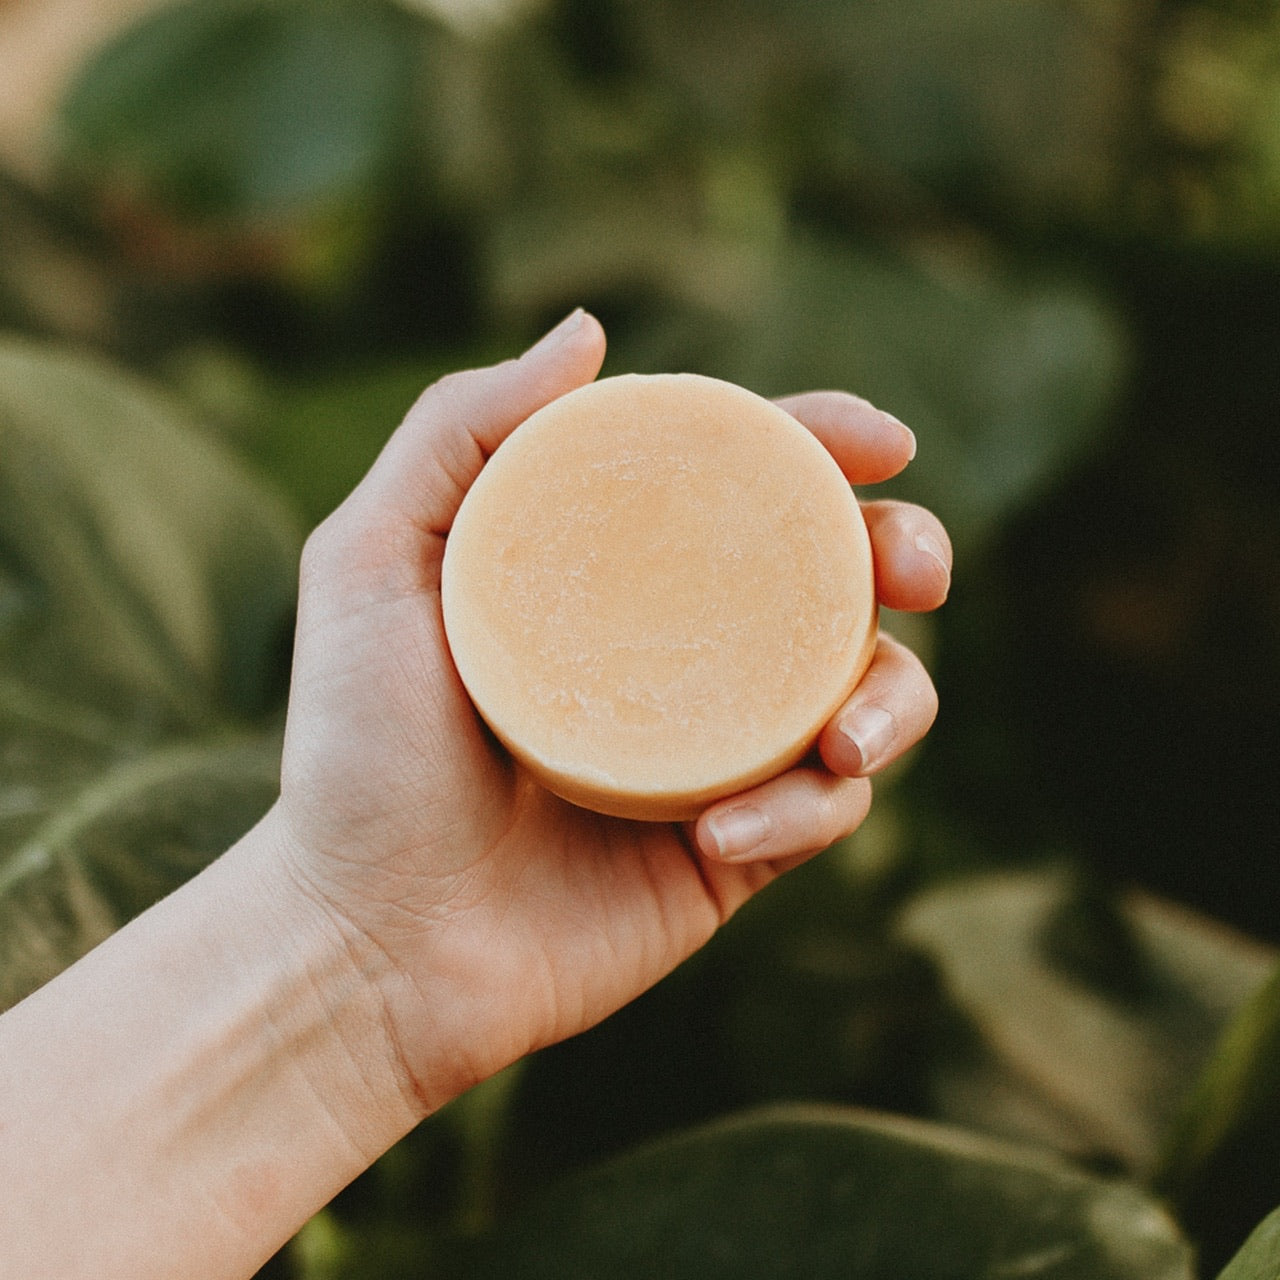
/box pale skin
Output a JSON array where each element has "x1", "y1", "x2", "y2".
[{"x1": 0, "y1": 309, "x2": 951, "y2": 1278}]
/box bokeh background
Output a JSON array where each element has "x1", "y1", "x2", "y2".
[{"x1": 3, "y1": 1, "x2": 1280, "y2": 1275}]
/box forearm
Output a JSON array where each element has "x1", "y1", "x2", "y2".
[{"x1": 0, "y1": 805, "x2": 423, "y2": 1280}]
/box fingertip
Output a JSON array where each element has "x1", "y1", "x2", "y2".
[
  {"x1": 863, "y1": 502, "x2": 953, "y2": 611},
  {"x1": 912, "y1": 529, "x2": 952, "y2": 603},
  {"x1": 895, "y1": 528, "x2": 952, "y2": 612},
  {"x1": 520, "y1": 307, "x2": 607, "y2": 377},
  {"x1": 695, "y1": 770, "x2": 873, "y2": 864},
  {"x1": 697, "y1": 802, "x2": 772, "y2": 863},
  {"x1": 817, "y1": 634, "x2": 939, "y2": 778},
  {"x1": 901, "y1": 417, "x2": 918, "y2": 462},
  {"x1": 877, "y1": 409, "x2": 917, "y2": 469},
  {"x1": 776, "y1": 392, "x2": 918, "y2": 485},
  {"x1": 819, "y1": 703, "x2": 896, "y2": 778}
]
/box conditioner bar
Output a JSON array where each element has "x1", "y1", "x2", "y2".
[{"x1": 441, "y1": 372, "x2": 877, "y2": 821}]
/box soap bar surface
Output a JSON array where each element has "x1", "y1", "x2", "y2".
[{"x1": 441, "y1": 372, "x2": 877, "y2": 821}]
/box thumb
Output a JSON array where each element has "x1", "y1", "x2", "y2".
[{"x1": 358, "y1": 309, "x2": 606, "y2": 536}]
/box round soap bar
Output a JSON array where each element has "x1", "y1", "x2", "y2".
[{"x1": 440, "y1": 372, "x2": 878, "y2": 822}]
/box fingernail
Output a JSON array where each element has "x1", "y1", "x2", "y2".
[
  {"x1": 837, "y1": 704, "x2": 896, "y2": 774},
  {"x1": 704, "y1": 805, "x2": 771, "y2": 861},
  {"x1": 525, "y1": 307, "x2": 586, "y2": 356},
  {"x1": 915, "y1": 530, "x2": 951, "y2": 579},
  {"x1": 883, "y1": 412, "x2": 917, "y2": 460}
]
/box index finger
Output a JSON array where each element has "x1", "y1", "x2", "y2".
[{"x1": 774, "y1": 391, "x2": 916, "y2": 486}]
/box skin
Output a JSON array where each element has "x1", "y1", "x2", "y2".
[{"x1": 0, "y1": 309, "x2": 950, "y2": 1278}]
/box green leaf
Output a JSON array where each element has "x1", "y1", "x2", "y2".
[
  {"x1": 1157, "y1": 961, "x2": 1280, "y2": 1200},
  {"x1": 0, "y1": 334, "x2": 300, "y2": 729},
  {"x1": 1217, "y1": 1204, "x2": 1280, "y2": 1280},
  {"x1": 0, "y1": 727, "x2": 282, "y2": 1011},
  {"x1": 0, "y1": 335, "x2": 300, "y2": 1009},
  {"x1": 1151, "y1": 960, "x2": 1280, "y2": 1273},
  {"x1": 58, "y1": 0, "x2": 419, "y2": 221},
  {"x1": 462, "y1": 1104, "x2": 1194, "y2": 1280},
  {"x1": 898, "y1": 868, "x2": 1276, "y2": 1178}
]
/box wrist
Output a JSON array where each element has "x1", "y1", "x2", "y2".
[
  {"x1": 0, "y1": 803, "x2": 432, "y2": 1278},
  {"x1": 229, "y1": 803, "x2": 434, "y2": 1139},
  {"x1": 262, "y1": 798, "x2": 497, "y2": 1117}
]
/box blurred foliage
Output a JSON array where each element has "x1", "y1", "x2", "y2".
[
  {"x1": 0, "y1": 336, "x2": 297, "y2": 1009},
  {"x1": 1216, "y1": 1206, "x2": 1280, "y2": 1280},
  {"x1": 3, "y1": 0, "x2": 1280, "y2": 1275},
  {"x1": 1155, "y1": 962, "x2": 1280, "y2": 1267},
  {"x1": 463, "y1": 1105, "x2": 1195, "y2": 1280}
]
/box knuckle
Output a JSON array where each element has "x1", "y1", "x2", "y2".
[
  {"x1": 298, "y1": 516, "x2": 339, "y2": 583},
  {"x1": 424, "y1": 368, "x2": 473, "y2": 400},
  {"x1": 420, "y1": 360, "x2": 513, "y2": 410},
  {"x1": 829, "y1": 777, "x2": 870, "y2": 844},
  {"x1": 820, "y1": 785, "x2": 846, "y2": 844},
  {"x1": 297, "y1": 505, "x2": 368, "y2": 592}
]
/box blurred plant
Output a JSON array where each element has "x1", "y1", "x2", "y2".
[
  {"x1": 0, "y1": 335, "x2": 298, "y2": 1009},
  {"x1": 4, "y1": 0, "x2": 1280, "y2": 1275}
]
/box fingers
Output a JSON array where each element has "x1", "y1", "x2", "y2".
[
  {"x1": 774, "y1": 391, "x2": 916, "y2": 485},
  {"x1": 863, "y1": 499, "x2": 952, "y2": 611},
  {"x1": 694, "y1": 770, "x2": 873, "y2": 865},
  {"x1": 817, "y1": 633, "x2": 938, "y2": 777},
  {"x1": 694, "y1": 632, "x2": 936, "y2": 865},
  {"x1": 773, "y1": 391, "x2": 949, "y2": 610},
  {"x1": 355, "y1": 309, "x2": 607, "y2": 535}
]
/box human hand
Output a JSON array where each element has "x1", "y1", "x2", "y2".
[{"x1": 269, "y1": 309, "x2": 951, "y2": 1115}]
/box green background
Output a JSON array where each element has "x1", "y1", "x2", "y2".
[{"x1": 3, "y1": 0, "x2": 1280, "y2": 1275}]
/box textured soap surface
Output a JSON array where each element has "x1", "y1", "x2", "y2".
[{"x1": 440, "y1": 372, "x2": 877, "y2": 821}]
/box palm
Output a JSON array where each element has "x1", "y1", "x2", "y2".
[
  {"x1": 464, "y1": 780, "x2": 769, "y2": 1050},
  {"x1": 282, "y1": 555, "x2": 769, "y2": 1084}
]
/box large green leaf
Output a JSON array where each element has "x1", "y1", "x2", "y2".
[
  {"x1": 0, "y1": 727, "x2": 282, "y2": 1011},
  {"x1": 1152, "y1": 960, "x2": 1280, "y2": 1273},
  {"x1": 461, "y1": 1104, "x2": 1194, "y2": 1280},
  {"x1": 1217, "y1": 1205, "x2": 1280, "y2": 1280},
  {"x1": 0, "y1": 335, "x2": 299, "y2": 728},
  {"x1": 57, "y1": 0, "x2": 419, "y2": 221},
  {"x1": 898, "y1": 868, "x2": 1276, "y2": 1178},
  {"x1": 1158, "y1": 961, "x2": 1280, "y2": 1200},
  {"x1": 0, "y1": 335, "x2": 300, "y2": 1009}
]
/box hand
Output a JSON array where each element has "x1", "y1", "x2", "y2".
[{"x1": 269, "y1": 309, "x2": 951, "y2": 1114}]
